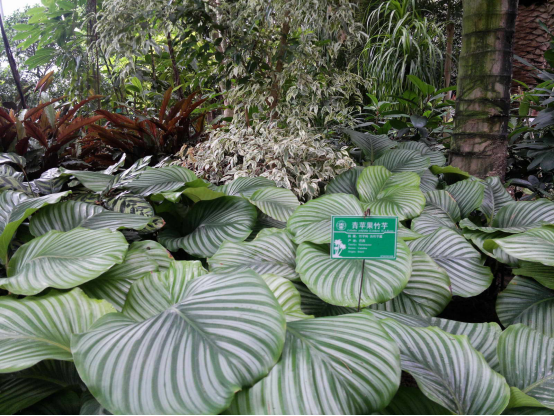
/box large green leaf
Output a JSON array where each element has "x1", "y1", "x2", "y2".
[
  {"x1": 125, "y1": 165, "x2": 197, "y2": 196},
  {"x1": 0, "y1": 190, "x2": 69, "y2": 265},
  {"x1": 0, "y1": 228, "x2": 128, "y2": 295},
  {"x1": 343, "y1": 128, "x2": 396, "y2": 162},
  {"x1": 286, "y1": 193, "x2": 363, "y2": 244},
  {"x1": 81, "y1": 241, "x2": 173, "y2": 311},
  {"x1": 377, "y1": 386, "x2": 451, "y2": 415},
  {"x1": 371, "y1": 310, "x2": 502, "y2": 370},
  {"x1": 59, "y1": 169, "x2": 114, "y2": 193},
  {"x1": 480, "y1": 176, "x2": 514, "y2": 224},
  {"x1": 218, "y1": 177, "x2": 276, "y2": 197},
  {"x1": 208, "y1": 229, "x2": 298, "y2": 280},
  {"x1": 498, "y1": 324, "x2": 554, "y2": 409},
  {"x1": 463, "y1": 229, "x2": 519, "y2": 266},
  {"x1": 325, "y1": 167, "x2": 364, "y2": 197},
  {"x1": 296, "y1": 240, "x2": 412, "y2": 307},
  {"x1": 484, "y1": 227, "x2": 554, "y2": 267},
  {"x1": 397, "y1": 142, "x2": 446, "y2": 166},
  {"x1": 248, "y1": 186, "x2": 300, "y2": 222},
  {"x1": 262, "y1": 273, "x2": 313, "y2": 321},
  {"x1": 0, "y1": 361, "x2": 82, "y2": 414},
  {"x1": 72, "y1": 270, "x2": 286, "y2": 415},
  {"x1": 418, "y1": 168, "x2": 439, "y2": 193},
  {"x1": 29, "y1": 200, "x2": 152, "y2": 236},
  {"x1": 369, "y1": 252, "x2": 451, "y2": 317},
  {"x1": 227, "y1": 311, "x2": 401, "y2": 414},
  {"x1": 374, "y1": 149, "x2": 431, "y2": 172},
  {"x1": 497, "y1": 276, "x2": 554, "y2": 337},
  {"x1": 411, "y1": 190, "x2": 461, "y2": 236},
  {"x1": 379, "y1": 317, "x2": 510, "y2": 415},
  {"x1": 514, "y1": 262, "x2": 554, "y2": 290},
  {"x1": 159, "y1": 196, "x2": 257, "y2": 257},
  {"x1": 407, "y1": 227, "x2": 493, "y2": 297},
  {"x1": 0, "y1": 289, "x2": 114, "y2": 372},
  {"x1": 356, "y1": 166, "x2": 425, "y2": 220},
  {"x1": 444, "y1": 179, "x2": 485, "y2": 218}
]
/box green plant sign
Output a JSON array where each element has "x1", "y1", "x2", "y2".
[{"x1": 330, "y1": 216, "x2": 398, "y2": 260}]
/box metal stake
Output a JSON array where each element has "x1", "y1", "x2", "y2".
[{"x1": 357, "y1": 208, "x2": 371, "y2": 312}]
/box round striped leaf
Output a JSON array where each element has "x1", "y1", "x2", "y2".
[
  {"x1": 445, "y1": 179, "x2": 485, "y2": 219},
  {"x1": 0, "y1": 361, "x2": 82, "y2": 415},
  {"x1": 248, "y1": 187, "x2": 300, "y2": 222},
  {"x1": 343, "y1": 128, "x2": 396, "y2": 162},
  {"x1": 72, "y1": 270, "x2": 286, "y2": 415},
  {"x1": 480, "y1": 176, "x2": 514, "y2": 224},
  {"x1": 125, "y1": 165, "x2": 197, "y2": 196},
  {"x1": 371, "y1": 310, "x2": 502, "y2": 370},
  {"x1": 484, "y1": 227, "x2": 554, "y2": 267},
  {"x1": 29, "y1": 200, "x2": 152, "y2": 236},
  {"x1": 407, "y1": 227, "x2": 493, "y2": 297},
  {"x1": 411, "y1": 190, "x2": 461, "y2": 235},
  {"x1": 379, "y1": 317, "x2": 510, "y2": 415},
  {"x1": 59, "y1": 169, "x2": 114, "y2": 193},
  {"x1": 0, "y1": 228, "x2": 128, "y2": 295},
  {"x1": 286, "y1": 193, "x2": 363, "y2": 244},
  {"x1": 377, "y1": 386, "x2": 451, "y2": 415},
  {"x1": 497, "y1": 276, "x2": 554, "y2": 337},
  {"x1": 296, "y1": 240, "x2": 412, "y2": 307},
  {"x1": 122, "y1": 260, "x2": 208, "y2": 321},
  {"x1": 226, "y1": 312, "x2": 401, "y2": 415},
  {"x1": 81, "y1": 240, "x2": 173, "y2": 311},
  {"x1": 218, "y1": 177, "x2": 276, "y2": 198},
  {"x1": 463, "y1": 229, "x2": 519, "y2": 266},
  {"x1": 514, "y1": 262, "x2": 554, "y2": 290},
  {"x1": 326, "y1": 167, "x2": 364, "y2": 197},
  {"x1": 418, "y1": 168, "x2": 439, "y2": 193},
  {"x1": 104, "y1": 194, "x2": 154, "y2": 217},
  {"x1": 498, "y1": 324, "x2": 554, "y2": 409},
  {"x1": 397, "y1": 142, "x2": 447, "y2": 166},
  {"x1": 0, "y1": 152, "x2": 26, "y2": 167},
  {"x1": 159, "y1": 196, "x2": 257, "y2": 258},
  {"x1": 0, "y1": 288, "x2": 114, "y2": 372},
  {"x1": 208, "y1": 229, "x2": 298, "y2": 280},
  {"x1": 369, "y1": 252, "x2": 451, "y2": 317},
  {"x1": 356, "y1": 166, "x2": 425, "y2": 220},
  {"x1": 0, "y1": 190, "x2": 69, "y2": 265},
  {"x1": 262, "y1": 274, "x2": 313, "y2": 321},
  {"x1": 374, "y1": 149, "x2": 431, "y2": 172}
]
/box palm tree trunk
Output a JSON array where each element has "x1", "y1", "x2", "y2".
[
  {"x1": 451, "y1": 0, "x2": 518, "y2": 179},
  {"x1": 0, "y1": 1, "x2": 26, "y2": 109}
]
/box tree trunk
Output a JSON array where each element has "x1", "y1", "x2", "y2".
[
  {"x1": 451, "y1": 0, "x2": 518, "y2": 179},
  {"x1": 0, "y1": 3, "x2": 26, "y2": 109},
  {"x1": 443, "y1": 0, "x2": 455, "y2": 99}
]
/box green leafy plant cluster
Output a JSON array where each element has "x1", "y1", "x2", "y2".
[{"x1": 0, "y1": 141, "x2": 553, "y2": 415}]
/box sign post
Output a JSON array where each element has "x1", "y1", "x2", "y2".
[{"x1": 331, "y1": 214, "x2": 398, "y2": 310}]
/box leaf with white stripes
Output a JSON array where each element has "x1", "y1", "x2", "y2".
[
  {"x1": 0, "y1": 361, "x2": 82, "y2": 415},
  {"x1": 374, "y1": 149, "x2": 431, "y2": 172},
  {"x1": 125, "y1": 165, "x2": 197, "y2": 196},
  {"x1": 411, "y1": 190, "x2": 461, "y2": 235},
  {"x1": 445, "y1": 179, "x2": 485, "y2": 218},
  {"x1": 418, "y1": 168, "x2": 439, "y2": 193},
  {"x1": 0, "y1": 228, "x2": 128, "y2": 295},
  {"x1": 296, "y1": 240, "x2": 412, "y2": 307},
  {"x1": 514, "y1": 262, "x2": 554, "y2": 290},
  {"x1": 218, "y1": 177, "x2": 276, "y2": 198},
  {"x1": 0, "y1": 288, "x2": 114, "y2": 372},
  {"x1": 159, "y1": 196, "x2": 257, "y2": 258},
  {"x1": 59, "y1": 169, "x2": 114, "y2": 193},
  {"x1": 0, "y1": 190, "x2": 69, "y2": 265},
  {"x1": 208, "y1": 229, "x2": 298, "y2": 280},
  {"x1": 29, "y1": 200, "x2": 153, "y2": 236},
  {"x1": 378, "y1": 317, "x2": 510, "y2": 415},
  {"x1": 81, "y1": 240, "x2": 173, "y2": 311},
  {"x1": 480, "y1": 176, "x2": 513, "y2": 224},
  {"x1": 356, "y1": 166, "x2": 425, "y2": 220},
  {"x1": 377, "y1": 386, "x2": 451, "y2": 415},
  {"x1": 262, "y1": 274, "x2": 313, "y2": 321},
  {"x1": 497, "y1": 276, "x2": 554, "y2": 337},
  {"x1": 343, "y1": 128, "x2": 396, "y2": 162},
  {"x1": 0, "y1": 152, "x2": 26, "y2": 167},
  {"x1": 326, "y1": 167, "x2": 364, "y2": 197},
  {"x1": 369, "y1": 252, "x2": 451, "y2": 317},
  {"x1": 407, "y1": 227, "x2": 493, "y2": 297},
  {"x1": 397, "y1": 142, "x2": 446, "y2": 166},
  {"x1": 498, "y1": 324, "x2": 554, "y2": 409},
  {"x1": 105, "y1": 194, "x2": 154, "y2": 217},
  {"x1": 0, "y1": 175, "x2": 30, "y2": 193},
  {"x1": 463, "y1": 229, "x2": 519, "y2": 266},
  {"x1": 484, "y1": 227, "x2": 554, "y2": 267},
  {"x1": 72, "y1": 270, "x2": 286, "y2": 415},
  {"x1": 226, "y1": 311, "x2": 401, "y2": 415},
  {"x1": 371, "y1": 310, "x2": 502, "y2": 370},
  {"x1": 248, "y1": 186, "x2": 300, "y2": 222},
  {"x1": 286, "y1": 193, "x2": 363, "y2": 244}
]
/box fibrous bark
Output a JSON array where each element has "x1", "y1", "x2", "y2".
[{"x1": 451, "y1": 0, "x2": 518, "y2": 179}]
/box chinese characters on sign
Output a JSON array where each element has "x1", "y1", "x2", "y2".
[{"x1": 330, "y1": 216, "x2": 398, "y2": 259}]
